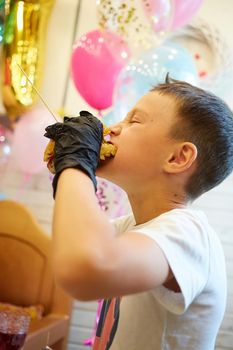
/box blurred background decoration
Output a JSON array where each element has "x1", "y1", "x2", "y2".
[
  {"x1": 97, "y1": 0, "x2": 150, "y2": 51},
  {"x1": 0, "y1": 0, "x2": 5, "y2": 43},
  {"x1": 70, "y1": 29, "x2": 131, "y2": 113},
  {"x1": 170, "y1": 19, "x2": 233, "y2": 104},
  {"x1": 11, "y1": 107, "x2": 55, "y2": 175},
  {"x1": 96, "y1": 0, "x2": 172, "y2": 53},
  {"x1": 0, "y1": 124, "x2": 11, "y2": 167},
  {"x1": 1, "y1": 0, "x2": 55, "y2": 124},
  {"x1": 142, "y1": 0, "x2": 173, "y2": 34},
  {"x1": 170, "y1": 0, "x2": 203, "y2": 30},
  {"x1": 112, "y1": 41, "x2": 199, "y2": 122}
]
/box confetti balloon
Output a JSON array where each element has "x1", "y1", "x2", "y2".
[
  {"x1": 113, "y1": 42, "x2": 199, "y2": 121},
  {"x1": 97, "y1": 0, "x2": 156, "y2": 52}
]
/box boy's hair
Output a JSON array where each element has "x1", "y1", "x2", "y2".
[{"x1": 152, "y1": 75, "x2": 233, "y2": 200}]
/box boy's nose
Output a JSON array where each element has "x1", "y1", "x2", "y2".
[{"x1": 109, "y1": 124, "x2": 122, "y2": 136}]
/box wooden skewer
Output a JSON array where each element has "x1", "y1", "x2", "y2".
[{"x1": 17, "y1": 63, "x2": 59, "y2": 123}]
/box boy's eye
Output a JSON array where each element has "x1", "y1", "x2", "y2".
[{"x1": 129, "y1": 119, "x2": 140, "y2": 124}]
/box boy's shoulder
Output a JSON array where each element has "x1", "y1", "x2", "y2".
[{"x1": 112, "y1": 207, "x2": 210, "y2": 236}]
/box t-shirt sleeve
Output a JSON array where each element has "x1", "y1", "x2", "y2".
[
  {"x1": 133, "y1": 210, "x2": 210, "y2": 315},
  {"x1": 110, "y1": 214, "x2": 135, "y2": 236}
]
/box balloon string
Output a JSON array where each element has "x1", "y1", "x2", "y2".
[{"x1": 97, "y1": 110, "x2": 103, "y2": 118}]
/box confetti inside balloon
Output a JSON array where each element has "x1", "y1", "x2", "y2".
[{"x1": 96, "y1": 0, "x2": 156, "y2": 52}]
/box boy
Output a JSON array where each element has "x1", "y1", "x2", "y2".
[{"x1": 44, "y1": 77, "x2": 233, "y2": 350}]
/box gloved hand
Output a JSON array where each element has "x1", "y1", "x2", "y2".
[{"x1": 44, "y1": 111, "x2": 103, "y2": 197}]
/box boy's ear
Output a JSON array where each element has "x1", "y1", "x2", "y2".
[{"x1": 164, "y1": 142, "x2": 197, "y2": 174}]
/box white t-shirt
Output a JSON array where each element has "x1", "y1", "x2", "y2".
[{"x1": 110, "y1": 208, "x2": 227, "y2": 350}]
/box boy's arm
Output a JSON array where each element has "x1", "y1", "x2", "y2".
[{"x1": 52, "y1": 168, "x2": 171, "y2": 301}]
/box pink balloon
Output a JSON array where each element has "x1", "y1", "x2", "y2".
[
  {"x1": 172, "y1": 0, "x2": 203, "y2": 29},
  {"x1": 13, "y1": 108, "x2": 55, "y2": 174},
  {"x1": 71, "y1": 29, "x2": 130, "y2": 110},
  {"x1": 142, "y1": 0, "x2": 173, "y2": 32}
]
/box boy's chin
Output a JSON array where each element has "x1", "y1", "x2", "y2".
[
  {"x1": 96, "y1": 157, "x2": 113, "y2": 180},
  {"x1": 96, "y1": 158, "x2": 113, "y2": 176},
  {"x1": 98, "y1": 156, "x2": 114, "y2": 168}
]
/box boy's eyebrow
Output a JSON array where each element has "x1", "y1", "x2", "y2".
[{"x1": 129, "y1": 108, "x2": 149, "y2": 118}]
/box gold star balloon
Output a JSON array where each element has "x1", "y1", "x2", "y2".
[{"x1": 2, "y1": 0, "x2": 55, "y2": 123}]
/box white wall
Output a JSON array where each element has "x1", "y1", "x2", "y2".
[{"x1": 1, "y1": 0, "x2": 233, "y2": 349}]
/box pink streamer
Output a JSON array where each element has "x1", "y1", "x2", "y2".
[{"x1": 83, "y1": 299, "x2": 103, "y2": 347}]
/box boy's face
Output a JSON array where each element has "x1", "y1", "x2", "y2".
[{"x1": 97, "y1": 91, "x2": 178, "y2": 191}]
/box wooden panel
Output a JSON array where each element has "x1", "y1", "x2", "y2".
[{"x1": 0, "y1": 235, "x2": 48, "y2": 307}]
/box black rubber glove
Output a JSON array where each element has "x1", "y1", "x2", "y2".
[{"x1": 44, "y1": 111, "x2": 103, "y2": 197}]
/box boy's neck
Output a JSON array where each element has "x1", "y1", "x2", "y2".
[{"x1": 128, "y1": 186, "x2": 188, "y2": 226}]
